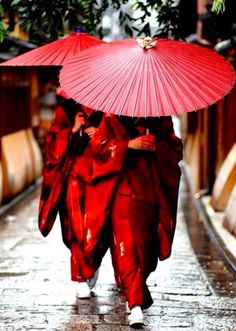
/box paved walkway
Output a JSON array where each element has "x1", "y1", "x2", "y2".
[{"x1": 0, "y1": 177, "x2": 236, "y2": 331}]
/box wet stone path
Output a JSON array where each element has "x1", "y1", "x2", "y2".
[{"x1": 0, "y1": 177, "x2": 236, "y2": 331}]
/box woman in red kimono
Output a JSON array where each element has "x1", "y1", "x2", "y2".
[
  {"x1": 85, "y1": 114, "x2": 182, "y2": 327},
  {"x1": 38, "y1": 97, "x2": 103, "y2": 298}
]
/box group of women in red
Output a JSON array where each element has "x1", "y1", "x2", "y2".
[{"x1": 38, "y1": 95, "x2": 182, "y2": 328}]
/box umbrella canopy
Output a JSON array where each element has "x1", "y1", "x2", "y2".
[
  {"x1": 0, "y1": 32, "x2": 104, "y2": 66},
  {"x1": 60, "y1": 37, "x2": 235, "y2": 117}
]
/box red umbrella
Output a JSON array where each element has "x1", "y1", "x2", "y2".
[
  {"x1": 0, "y1": 32, "x2": 104, "y2": 66},
  {"x1": 60, "y1": 37, "x2": 235, "y2": 117}
]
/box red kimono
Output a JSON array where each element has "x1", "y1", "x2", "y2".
[
  {"x1": 38, "y1": 105, "x2": 103, "y2": 281},
  {"x1": 85, "y1": 114, "x2": 182, "y2": 309}
]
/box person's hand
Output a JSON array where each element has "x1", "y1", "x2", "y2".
[
  {"x1": 128, "y1": 134, "x2": 155, "y2": 151},
  {"x1": 72, "y1": 112, "x2": 86, "y2": 133},
  {"x1": 85, "y1": 127, "x2": 97, "y2": 139}
]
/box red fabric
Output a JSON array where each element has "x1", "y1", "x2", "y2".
[
  {"x1": 38, "y1": 106, "x2": 100, "y2": 281},
  {"x1": 61, "y1": 176, "x2": 94, "y2": 281},
  {"x1": 110, "y1": 192, "x2": 156, "y2": 309},
  {"x1": 38, "y1": 105, "x2": 93, "y2": 236},
  {"x1": 86, "y1": 114, "x2": 182, "y2": 308},
  {"x1": 87, "y1": 114, "x2": 182, "y2": 259},
  {"x1": 38, "y1": 106, "x2": 74, "y2": 236}
]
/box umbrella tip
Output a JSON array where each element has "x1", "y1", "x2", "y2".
[
  {"x1": 75, "y1": 27, "x2": 86, "y2": 33},
  {"x1": 136, "y1": 37, "x2": 157, "y2": 49}
]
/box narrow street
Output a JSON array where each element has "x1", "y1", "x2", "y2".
[{"x1": 0, "y1": 175, "x2": 236, "y2": 331}]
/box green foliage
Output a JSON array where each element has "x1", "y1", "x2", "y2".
[
  {"x1": 0, "y1": 4, "x2": 9, "y2": 42},
  {"x1": 0, "y1": 0, "x2": 227, "y2": 44},
  {"x1": 10, "y1": 0, "x2": 83, "y2": 44},
  {"x1": 0, "y1": 0, "x2": 181, "y2": 43},
  {"x1": 152, "y1": 0, "x2": 180, "y2": 38},
  {"x1": 121, "y1": 0, "x2": 180, "y2": 38},
  {"x1": 212, "y1": 0, "x2": 225, "y2": 14}
]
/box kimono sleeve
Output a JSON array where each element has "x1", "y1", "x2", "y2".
[
  {"x1": 38, "y1": 107, "x2": 74, "y2": 236},
  {"x1": 44, "y1": 107, "x2": 72, "y2": 167},
  {"x1": 90, "y1": 115, "x2": 129, "y2": 182}
]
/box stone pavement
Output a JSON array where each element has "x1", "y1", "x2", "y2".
[{"x1": 0, "y1": 177, "x2": 236, "y2": 331}]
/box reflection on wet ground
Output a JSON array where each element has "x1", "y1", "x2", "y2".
[
  {"x1": 0, "y1": 176, "x2": 236, "y2": 330},
  {"x1": 180, "y1": 176, "x2": 236, "y2": 298}
]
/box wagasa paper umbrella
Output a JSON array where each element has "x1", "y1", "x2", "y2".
[
  {"x1": 0, "y1": 31, "x2": 105, "y2": 66},
  {"x1": 60, "y1": 37, "x2": 235, "y2": 117}
]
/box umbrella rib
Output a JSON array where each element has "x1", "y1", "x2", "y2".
[
  {"x1": 147, "y1": 60, "x2": 160, "y2": 117},
  {"x1": 158, "y1": 40, "x2": 231, "y2": 77},
  {"x1": 159, "y1": 56, "x2": 206, "y2": 109},
  {"x1": 164, "y1": 46, "x2": 233, "y2": 82},
  {"x1": 166, "y1": 55, "x2": 231, "y2": 99},
  {"x1": 150, "y1": 53, "x2": 177, "y2": 116},
  {"x1": 1, "y1": 32, "x2": 104, "y2": 66},
  {"x1": 156, "y1": 58, "x2": 214, "y2": 112},
  {"x1": 154, "y1": 50, "x2": 234, "y2": 110},
  {"x1": 59, "y1": 38, "x2": 235, "y2": 117},
  {"x1": 61, "y1": 50, "x2": 142, "y2": 112},
  {"x1": 113, "y1": 54, "x2": 148, "y2": 116},
  {"x1": 97, "y1": 54, "x2": 144, "y2": 114}
]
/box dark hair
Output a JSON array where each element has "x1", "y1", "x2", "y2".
[{"x1": 61, "y1": 99, "x2": 83, "y2": 124}]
